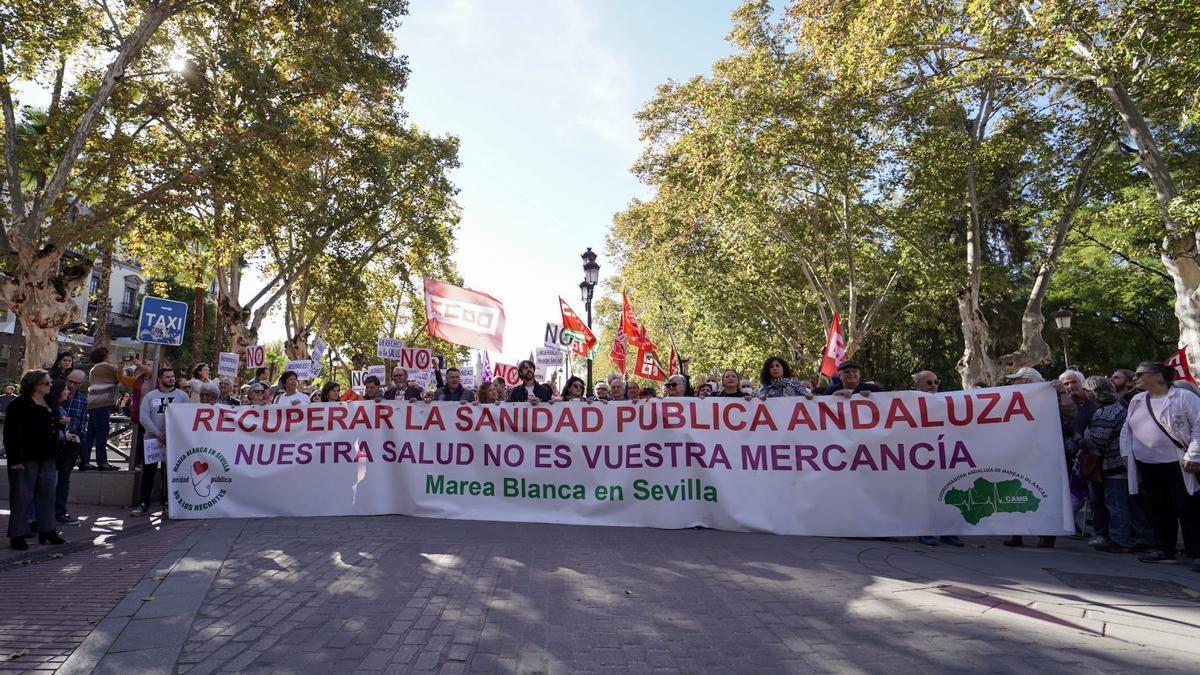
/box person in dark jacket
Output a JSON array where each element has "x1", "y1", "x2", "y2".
[
  {"x1": 508, "y1": 361, "x2": 552, "y2": 403},
  {"x1": 5, "y1": 370, "x2": 67, "y2": 550},
  {"x1": 1082, "y1": 376, "x2": 1154, "y2": 552},
  {"x1": 435, "y1": 368, "x2": 475, "y2": 402}
]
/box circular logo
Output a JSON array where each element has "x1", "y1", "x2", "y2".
[
  {"x1": 172, "y1": 447, "x2": 233, "y2": 512},
  {"x1": 937, "y1": 467, "x2": 1047, "y2": 526}
]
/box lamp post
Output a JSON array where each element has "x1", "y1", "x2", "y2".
[
  {"x1": 1053, "y1": 308, "x2": 1072, "y2": 369},
  {"x1": 580, "y1": 247, "x2": 600, "y2": 393}
]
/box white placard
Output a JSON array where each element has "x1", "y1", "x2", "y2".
[
  {"x1": 350, "y1": 370, "x2": 367, "y2": 395},
  {"x1": 283, "y1": 359, "x2": 313, "y2": 381},
  {"x1": 536, "y1": 347, "x2": 562, "y2": 367},
  {"x1": 244, "y1": 345, "x2": 266, "y2": 369},
  {"x1": 544, "y1": 322, "x2": 572, "y2": 351},
  {"x1": 217, "y1": 352, "x2": 240, "y2": 378},
  {"x1": 143, "y1": 438, "x2": 165, "y2": 465},
  {"x1": 368, "y1": 365, "x2": 387, "y2": 382},
  {"x1": 377, "y1": 337, "x2": 406, "y2": 360}
]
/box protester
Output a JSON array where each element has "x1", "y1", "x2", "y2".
[
  {"x1": 711, "y1": 369, "x2": 750, "y2": 400},
  {"x1": 558, "y1": 376, "x2": 588, "y2": 402},
  {"x1": 82, "y1": 347, "x2": 133, "y2": 471},
  {"x1": 248, "y1": 367, "x2": 269, "y2": 388},
  {"x1": 246, "y1": 382, "x2": 270, "y2": 406},
  {"x1": 641, "y1": 385, "x2": 657, "y2": 399},
  {"x1": 697, "y1": 382, "x2": 712, "y2": 398},
  {"x1": 908, "y1": 371, "x2": 964, "y2": 547},
  {"x1": 609, "y1": 379, "x2": 626, "y2": 401},
  {"x1": 218, "y1": 378, "x2": 241, "y2": 406},
  {"x1": 664, "y1": 374, "x2": 688, "y2": 397},
  {"x1": 594, "y1": 381, "x2": 611, "y2": 400},
  {"x1": 385, "y1": 367, "x2": 423, "y2": 401},
  {"x1": 5, "y1": 370, "x2": 65, "y2": 550},
  {"x1": 1061, "y1": 370, "x2": 1108, "y2": 547},
  {"x1": 757, "y1": 357, "x2": 813, "y2": 398},
  {"x1": 475, "y1": 380, "x2": 500, "y2": 405},
  {"x1": 739, "y1": 379, "x2": 755, "y2": 396},
  {"x1": 47, "y1": 351, "x2": 74, "y2": 381},
  {"x1": 319, "y1": 382, "x2": 342, "y2": 402},
  {"x1": 508, "y1": 360, "x2": 552, "y2": 403},
  {"x1": 127, "y1": 359, "x2": 155, "y2": 489},
  {"x1": 0, "y1": 384, "x2": 15, "y2": 413},
  {"x1": 274, "y1": 371, "x2": 309, "y2": 406},
  {"x1": 827, "y1": 361, "x2": 884, "y2": 397},
  {"x1": 186, "y1": 362, "x2": 212, "y2": 403},
  {"x1": 1004, "y1": 366, "x2": 1073, "y2": 549},
  {"x1": 1082, "y1": 376, "x2": 1154, "y2": 553},
  {"x1": 132, "y1": 368, "x2": 190, "y2": 517},
  {"x1": 362, "y1": 376, "x2": 384, "y2": 402},
  {"x1": 199, "y1": 381, "x2": 220, "y2": 404},
  {"x1": 55, "y1": 369, "x2": 88, "y2": 526},
  {"x1": 1119, "y1": 362, "x2": 1200, "y2": 568},
  {"x1": 435, "y1": 367, "x2": 475, "y2": 402},
  {"x1": 1111, "y1": 369, "x2": 1138, "y2": 405},
  {"x1": 626, "y1": 381, "x2": 641, "y2": 402},
  {"x1": 913, "y1": 370, "x2": 939, "y2": 394}
]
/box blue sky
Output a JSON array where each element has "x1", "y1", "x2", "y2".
[{"x1": 391, "y1": 0, "x2": 739, "y2": 363}]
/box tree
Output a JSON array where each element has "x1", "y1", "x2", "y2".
[{"x1": 1, "y1": 1, "x2": 192, "y2": 370}]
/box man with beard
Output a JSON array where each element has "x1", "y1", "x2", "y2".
[{"x1": 507, "y1": 360, "x2": 552, "y2": 403}]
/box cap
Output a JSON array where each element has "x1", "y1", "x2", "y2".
[
  {"x1": 1004, "y1": 367, "x2": 1044, "y2": 383},
  {"x1": 837, "y1": 361, "x2": 862, "y2": 372}
]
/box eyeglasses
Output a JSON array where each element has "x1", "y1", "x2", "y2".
[{"x1": 1134, "y1": 371, "x2": 1154, "y2": 377}]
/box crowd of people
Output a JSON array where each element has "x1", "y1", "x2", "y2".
[{"x1": 4, "y1": 348, "x2": 1198, "y2": 573}]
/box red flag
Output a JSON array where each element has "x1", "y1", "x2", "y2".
[
  {"x1": 820, "y1": 313, "x2": 846, "y2": 378},
  {"x1": 493, "y1": 362, "x2": 522, "y2": 387},
  {"x1": 423, "y1": 278, "x2": 505, "y2": 352},
  {"x1": 610, "y1": 332, "x2": 627, "y2": 375},
  {"x1": 559, "y1": 297, "x2": 597, "y2": 358},
  {"x1": 1165, "y1": 348, "x2": 1195, "y2": 383},
  {"x1": 633, "y1": 344, "x2": 666, "y2": 382},
  {"x1": 668, "y1": 348, "x2": 680, "y2": 377},
  {"x1": 622, "y1": 292, "x2": 651, "y2": 349}
]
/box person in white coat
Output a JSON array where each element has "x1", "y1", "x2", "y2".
[{"x1": 1119, "y1": 361, "x2": 1200, "y2": 570}]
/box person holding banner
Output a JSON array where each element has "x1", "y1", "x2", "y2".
[
  {"x1": 712, "y1": 369, "x2": 753, "y2": 400},
  {"x1": 757, "y1": 357, "x2": 813, "y2": 399},
  {"x1": 384, "y1": 367, "x2": 423, "y2": 402},
  {"x1": 132, "y1": 368, "x2": 190, "y2": 518},
  {"x1": 559, "y1": 376, "x2": 588, "y2": 402},
  {"x1": 246, "y1": 383, "x2": 270, "y2": 406},
  {"x1": 507, "y1": 361, "x2": 552, "y2": 403},
  {"x1": 475, "y1": 380, "x2": 500, "y2": 405},
  {"x1": 218, "y1": 378, "x2": 241, "y2": 406},
  {"x1": 1120, "y1": 362, "x2": 1200, "y2": 568},
  {"x1": 435, "y1": 368, "x2": 475, "y2": 403},
  {"x1": 319, "y1": 382, "x2": 342, "y2": 403},
  {"x1": 274, "y1": 371, "x2": 309, "y2": 406},
  {"x1": 362, "y1": 376, "x2": 385, "y2": 403},
  {"x1": 593, "y1": 381, "x2": 611, "y2": 400}
]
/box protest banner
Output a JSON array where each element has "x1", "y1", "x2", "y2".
[
  {"x1": 368, "y1": 365, "x2": 387, "y2": 382},
  {"x1": 536, "y1": 348, "x2": 562, "y2": 368},
  {"x1": 423, "y1": 278, "x2": 506, "y2": 352},
  {"x1": 143, "y1": 438, "x2": 165, "y2": 465},
  {"x1": 165, "y1": 385, "x2": 1072, "y2": 537},
  {"x1": 544, "y1": 323, "x2": 572, "y2": 351},
  {"x1": 217, "y1": 352, "x2": 240, "y2": 378},
  {"x1": 377, "y1": 337, "x2": 406, "y2": 360},
  {"x1": 397, "y1": 347, "x2": 433, "y2": 372},
  {"x1": 493, "y1": 363, "x2": 522, "y2": 387},
  {"x1": 283, "y1": 359, "x2": 313, "y2": 380},
  {"x1": 245, "y1": 345, "x2": 267, "y2": 369},
  {"x1": 310, "y1": 337, "x2": 329, "y2": 378},
  {"x1": 351, "y1": 370, "x2": 367, "y2": 395}
]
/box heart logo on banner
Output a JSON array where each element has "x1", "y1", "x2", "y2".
[{"x1": 193, "y1": 461, "x2": 209, "y2": 475}]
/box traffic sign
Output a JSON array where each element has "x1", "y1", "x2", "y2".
[{"x1": 137, "y1": 296, "x2": 188, "y2": 346}]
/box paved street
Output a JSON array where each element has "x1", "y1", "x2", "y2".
[{"x1": 2, "y1": 503, "x2": 1199, "y2": 674}]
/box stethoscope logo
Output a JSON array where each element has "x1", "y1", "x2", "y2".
[{"x1": 191, "y1": 460, "x2": 212, "y2": 497}]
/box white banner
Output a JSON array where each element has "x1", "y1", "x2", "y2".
[
  {"x1": 217, "y1": 352, "x2": 240, "y2": 378},
  {"x1": 350, "y1": 370, "x2": 367, "y2": 395},
  {"x1": 164, "y1": 385, "x2": 1071, "y2": 536}
]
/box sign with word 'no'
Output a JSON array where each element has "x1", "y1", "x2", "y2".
[
  {"x1": 544, "y1": 322, "x2": 573, "y2": 352},
  {"x1": 137, "y1": 296, "x2": 189, "y2": 346},
  {"x1": 245, "y1": 345, "x2": 266, "y2": 369}
]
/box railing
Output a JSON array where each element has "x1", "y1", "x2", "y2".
[{"x1": 0, "y1": 413, "x2": 135, "y2": 465}]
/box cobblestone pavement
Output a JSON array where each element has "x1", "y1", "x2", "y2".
[
  {"x1": 4, "y1": 510, "x2": 1200, "y2": 673},
  {"x1": 0, "y1": 501, "x2": 196, "y2": 673}
]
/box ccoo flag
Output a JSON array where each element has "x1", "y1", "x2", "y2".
[
  {"x1": 820, "y1": 313, "x2": 846, "y2": 378},
  {"x1": 423, "y1": 278, "x2": 505, "y2": 352}
]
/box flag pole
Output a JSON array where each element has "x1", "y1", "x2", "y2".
[{"x1": 658, "y1": 303, "x2": 681, "y2": 359}]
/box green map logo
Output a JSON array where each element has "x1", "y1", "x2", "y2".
[{"x1": 938, "y1": 469, "x2": 1047, "y2": 525}]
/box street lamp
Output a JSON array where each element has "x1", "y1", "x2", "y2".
[
  {"x1": 580, "y1": 248, "x2": 600, "y2": 393},
  {"x1": 1053, "y1": 308, "x2": 1072, "y2": 368}
]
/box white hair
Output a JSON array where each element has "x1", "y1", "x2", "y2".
[{"x1": 1058, "y1": 370, "x2": 1085, "y2": 385}]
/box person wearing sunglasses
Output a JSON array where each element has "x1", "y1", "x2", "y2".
[
  {"x1": 5, "y1": 370, "x2": 67, "y2": 550},
  {"x1": 1119, "y1": 362, "x2": 1200, "y2": 570}
]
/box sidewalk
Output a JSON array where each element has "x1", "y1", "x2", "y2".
[
  {"x1": 0, "y1": 501, "x2": 198, "y2": 673},
  {"x1": 3, "y1": 507, "x2": 1199, "y2": 673}
]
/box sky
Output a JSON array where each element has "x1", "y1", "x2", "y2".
[{"x1": 348, "y1": 0, "x2": 740, "y2": 364}]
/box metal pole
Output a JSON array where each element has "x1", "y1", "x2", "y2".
[
  {"x1": 585, "y1": 293, "x2": 593, "y2": 394},
  {"x1": 1060, "y1": 333, "x2": 1071, "y2": 369}
]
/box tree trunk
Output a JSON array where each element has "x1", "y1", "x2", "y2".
[
  {"x1": 92, "y1": 245, "x2": 113, "y2": 351},
  {"x1": 1095, "y1": 76, "x2": 1200, "y2": 363},
  {"x1": 0, "y1": 247, "x2": 92, "y2": 371},
  {"x1": 284, "y1": 332, "x2": 309, "y2": 360},
  {"x1": 219, "y1": 295, "x2": 257, "y2": 358},
  {"x1": 192, "y1": 273, "x2": 205, "y2": 361}
]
